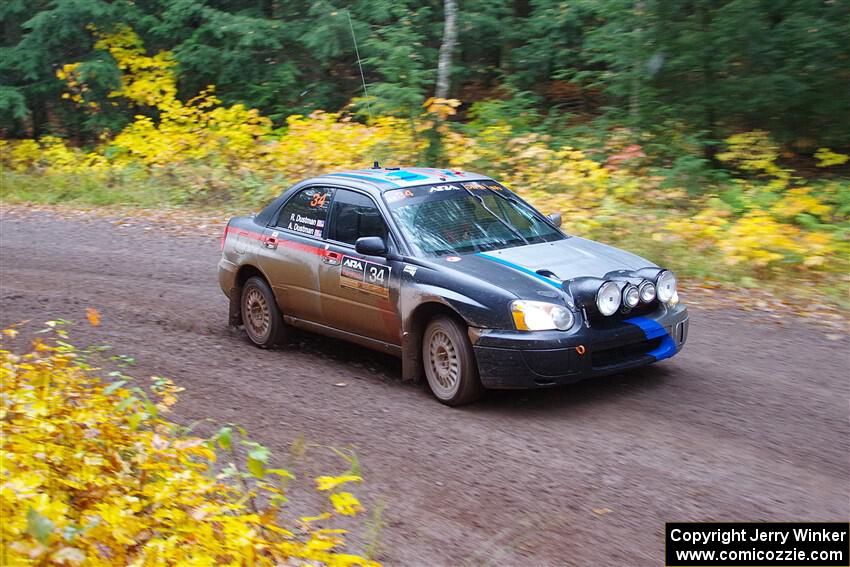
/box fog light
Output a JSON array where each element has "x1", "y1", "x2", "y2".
[
  {"x1": 623, "y1": 285, "x2": 640, "y2": 308},
  {"x1": 639, "y1": 281, "x2": 656, "y2": 303}
]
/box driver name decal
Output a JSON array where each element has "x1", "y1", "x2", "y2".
[{"x1": 340, "y1": 256, "x2": 391, "y2": 298}]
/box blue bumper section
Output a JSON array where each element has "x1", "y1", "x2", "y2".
[{"x1": 624, "y1": 316, "x2": 677, "y2": 361}]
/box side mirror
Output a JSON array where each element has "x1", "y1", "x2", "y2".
[
  {"x1": 355, "y1": 236, "x2": 388, "y2": 256},
  {"x1": 548, "y1": 212, "x2": 563, "y2": 228}
]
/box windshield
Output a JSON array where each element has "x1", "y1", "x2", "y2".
[{"x1": 383, "y1": 181, "x2": 564, "y2": 257}]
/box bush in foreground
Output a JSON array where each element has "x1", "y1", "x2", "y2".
[{"x1": 0, "y1": 323, "x2": 378, "y2": 566}]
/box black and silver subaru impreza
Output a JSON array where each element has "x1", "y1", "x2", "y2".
[{"x1": 219, "y1": 166, "x2": 688, "y2": 405}]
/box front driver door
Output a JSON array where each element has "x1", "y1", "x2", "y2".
[{"x1": 318, "y1": 188, "x2": 402, "y2": 346}]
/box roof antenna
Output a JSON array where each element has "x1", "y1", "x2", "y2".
[
  {"x1": 347, "y1": 10, "x2": 372, "y2": 123},
  {"x1": 373, "y1": 160, "x2": 381, "y2": 169}
]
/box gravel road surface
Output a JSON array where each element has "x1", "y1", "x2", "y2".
[{"x1": 1, "y1": 209, "x2": 847, "y2": 566}]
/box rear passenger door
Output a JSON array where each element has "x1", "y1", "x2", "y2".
[
  {"x1": 318, "y1": 189, "x2": 402, "y2": 345},
  {"x1": 257, "y1": 186, "x2": 334, "y2": 323}
]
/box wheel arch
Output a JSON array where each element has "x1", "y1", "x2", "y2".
[
  {"x1": 402, "y1": 300, "x2": 471, "y2": 382},
  {"x1": 228, "y1": 264, "x2": 271, "y2": 326}
]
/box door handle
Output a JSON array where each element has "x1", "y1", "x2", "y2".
[
  {"x1": 323, "y1": 251, "x2": 341, "y2": 265},
  {"x1": 263, "y1": 237, "x2": 277, "y2": 249}
]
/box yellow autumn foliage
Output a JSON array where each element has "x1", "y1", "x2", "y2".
[
  {"x1": 1, "y1": 26, "x2": 848, "y2": 287},
  {"x1": 0, "y1": 325, "x2": 378, "y2": 566}
]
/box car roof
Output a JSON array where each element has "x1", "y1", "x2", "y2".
[
  {"x1": 255, "y1": 167, "x2": 498, "y2": 226},
  {"x1": 308, "y1": 167, "x2": 494, "y2": 193}
]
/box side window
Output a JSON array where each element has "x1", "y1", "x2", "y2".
[
  {"x1": 275, "y1": 187, "x2": 335, "y2": 238},
  {"x1": 328, "y1": 189, "x2": 389, "y2": 246}
]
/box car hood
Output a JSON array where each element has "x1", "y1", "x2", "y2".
[
  {"x1": 433, "y1": 237, "x2": 656, "y2": 296},
  {"x1": 485, "y1": 237, "x2": 653, "y2": 279}
]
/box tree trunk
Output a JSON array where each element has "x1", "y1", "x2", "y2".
[
  {"x1": 435, "y1": 0, "x2": 458, "y2": 99},
  {"x1": 630, "y1": 1, "x2": 645, "y2": 123}
]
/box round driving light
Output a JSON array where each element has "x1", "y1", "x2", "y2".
[
  {"x1": 596, "y1": 281, "x2": 621, "y2": 316},
  {"x1": 656, "y1": 270, "x2": 677, "y2": 303},
  {"x1": 551, "y1": 306, "x2": 574, "y2": 330},
  {"x1": 639, "y1": 281, "x2": 656, "y2": 303},
  {"x1": 623, "y1": 285, "x2": 640, "y2": 308}
]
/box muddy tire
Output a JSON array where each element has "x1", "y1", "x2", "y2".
[
  {"x1": 241, "y1": 276, "x2": 285, "y2": 348},
  {"x1": 422, "y1": 316, "x2": 483, "y2": 406}
]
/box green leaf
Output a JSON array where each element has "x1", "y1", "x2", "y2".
[
  {"x1": 115, "y1": 396, "x2": 138, "y2": 412},
  {"x1": 216, "y1": 426, "x2": 233, "y2": 450},
  {"x1": 127, "y1": 412, "x2": 143, "y2": 431},
  {"x1": 103, "y1": 380, "x2": 127, "y2": 395},
  {"x1": 247, "y1": 445, "x2": 270, "y2": 463},
  {"x1": 246, "y1": 443, "x2": 270, "y2": 478},
  {"x1": 130, "y1": 387, "x2": 158, "y2": 418},
  {"x1": 266, "y1": 468, "x2": 295, "y2": 480},
  {"x1": 247, "y1": 457, "x2": 265, "y2": 478},
  {"x1": 26, "y1": 508, "x2": 54, "y2": 545}
]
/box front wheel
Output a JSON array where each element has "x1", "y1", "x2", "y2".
[
  {"x1": 241, "y1": 276, "x2": 285, "y2": 348},
  {"x1": 422, "y1": 316, "x2": 483, "y2": 406}
]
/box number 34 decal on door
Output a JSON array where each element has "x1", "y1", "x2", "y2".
[{"x1": 340, "y1": 256, "x2": 391, "y2": 298}]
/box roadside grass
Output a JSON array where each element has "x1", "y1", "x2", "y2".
[
  {"x1": 2, "y1": 170, "x2": 170, "y2": 207},
  {"x1": 1, "y1": 168, "x2": 283, "y2": 208},
  {"x1": 2, "y1": 170, "x2": 848, "y2": 312}
]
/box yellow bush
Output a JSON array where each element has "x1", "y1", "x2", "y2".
[
  {"x1": 717, "y1": 213, "x2": 805, "y2": 268},
  {"x1": 770, "y1": 187, "x2": 832, "y2": 220},
  {"x1": 716, "y1": 130, "x2": 791, "y2": 185},
  {"x1": 264, "y1": 112, "x2": 424, "y2": 181},
  {"x1": 0, "y1": 324, "x2": 378, "y2": 566},
  {"x1": 814, "y1": 148, "x2": 849, "y2": 168},
  {"x1": 6, "y1": 139, "x2": 41, "y2": 171}
]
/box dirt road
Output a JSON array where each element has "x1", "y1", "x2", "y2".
[{"x1": 1, "y1": 209, "x2": 848, "y2": 566}]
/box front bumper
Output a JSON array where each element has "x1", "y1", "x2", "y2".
[{"x1": 472, "y1": 304, "x2": 688, "y2": 389}]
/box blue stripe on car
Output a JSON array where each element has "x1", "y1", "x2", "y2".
[
  {"x1": 624, "y1": 316, "x2": 677, "y2": 360},
  {"x1": 475, "y1": 252, "x2": 562, "y2": 289},
  {"x1": 385, "y1": 170, "x2": 429, "y2": 181},
  {"x1": 327, "y1": 172, "x2": 401, "y2": 187}
]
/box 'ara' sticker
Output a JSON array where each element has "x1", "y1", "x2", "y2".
[
  {"x1": 403, "y1": 265, "x2": 418, "y2": 276},
  {"x1": 429, "y1": 184, "x2": 458, "y2": 193},
  {"x1": 446, "y1": 256, "x2": 462, "y2": 262},
  {"x1": 340, "y1": 256, "x2": 391, "y2": 298}
]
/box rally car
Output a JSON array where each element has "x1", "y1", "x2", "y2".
[{"x1": 219, "y1": 166, "x2": 688, "y2": 405}]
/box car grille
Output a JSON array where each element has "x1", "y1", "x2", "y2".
[{"x1": 591, "y1": 337, "x2": 662, "y2": 369}]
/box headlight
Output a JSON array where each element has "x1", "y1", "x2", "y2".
[
  {"x1": 656, "y1": 270, "x2": 677, "y2": 303},
  {"x1": 639, "y1": 281, "x2": 656, "y2": 303},
  {"x1": 511, "y1": 300, "x2": 574, "y2": 331},
  {"x1": 596, "y1": 281, "x2": 621, "y2": 316},
  {"x1": 623, "y1": 285, "x2": 640, "y2": 308}
]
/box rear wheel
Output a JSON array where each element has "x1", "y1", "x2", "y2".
[
  {"x1": 422, "y1": 316, "x2": 483, "y2": 406},
  {"x1": 241, "y1": 276, "x2": 285, "y2": 348}
]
